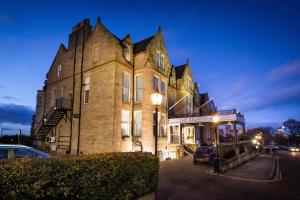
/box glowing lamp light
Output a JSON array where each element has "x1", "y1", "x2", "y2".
[
  {"x1": 151, "y1": 88, "x2": 163, "y2": 106},
  {"x1": 252, "y1": 139, "x2": 257, "y2": 144},
  {"x1": 212, "y1": 115, "x2": 220, "y2": 123}
]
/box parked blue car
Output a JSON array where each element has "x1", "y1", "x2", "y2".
[{"x1": 0, "y1": 145, "x2": 49, "y2": 159}]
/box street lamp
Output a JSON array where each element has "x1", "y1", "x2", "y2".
[
  {"x1": 151, "y1": 88, "x2": 163, "y2": 156},
  {"x1": 212, "y1": 114, "x2": 220, "y2": 156},
  {"x1": 212, "y1": 113, "x2": 221, "y2": 172}
]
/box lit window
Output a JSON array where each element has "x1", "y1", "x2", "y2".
[
  {"x1": 84, "y1": 77, "x2": 90, "y2": 104},
  {"x1": 134, "y1": 111, "x2": 142, "y2": 137},
  {"x1": 160, "y1": 113, "x2": 166, "y2": 137},
  {"x1": 121, "y1": 110, "x2": 130, "y2": 137},
  {"x1": 153, "y1": 76, "x2": 159, "y2": 90},
  {"x1": 135, "y1": 75, "x2": 142, "y2": 103},
  {"x1": 170, "y1": 125, "x2": 180, "y2": 144},
  {"x1": 57, "y1": 64, "x2": 62, "y2": 77},
  {"x1": 122, "y1": 73, "x2": 130, "y2": 103}
]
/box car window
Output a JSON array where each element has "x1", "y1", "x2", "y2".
[
  {"x1": 14, "y1": 148, "x2": 36, "y2": 158},
  {"x1": 0, "y1": 149, "x2": 8, "y2": 159}
]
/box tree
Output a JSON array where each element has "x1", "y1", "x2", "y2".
[{"x1": 273, "y1": 133, "x2": 288, "y2": 145}]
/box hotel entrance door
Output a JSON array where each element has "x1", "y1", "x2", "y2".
[{"x1": 183, "y1": 126, "x2": 195, "y2": 144}]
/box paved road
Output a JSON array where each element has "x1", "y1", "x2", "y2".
[
  {"x1": 157, "y1": 151, "x2": 300, "y2": 200},
  {"x1": 224, "y1": 155, "x2": 276, "y2": 180}
]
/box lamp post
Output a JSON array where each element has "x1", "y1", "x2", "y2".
[
  {"x1": 212, "y1": 113, "x2": 222, "y2": 172},
  {"x1": 151, "y1": 88, "x2": 163, "y2": 156},
  {"x1": 212, "y1": 114, "x2": 220, "y2": 156}
]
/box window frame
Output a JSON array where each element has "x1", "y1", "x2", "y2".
[
  {"x1": 156, "y1": 51, "x2": 161, "y2": 68},
  {"x1": 122, "y1": 72, "x2": 130, "y2": 103},
  {"x1": 57, "y1": 64, "x2": 62, "y2": 77},
  {"x1": 153, "y1": 75, "x2": 159, "y2": 90},
  {"x1": 84, "y1": 76, "x2": 90, "y2": 104},
  {"x1": 134, "y1": 111, "x2": 142, "y2": 137},
  {"x1": 160, "y1": 113, "x2": 167, "y2": 137},
  {"x1": 135, "y1": 75, "x2": 142, "y2": 103},
  {"x1": 121, "y1": 110, "x2": 130, "y2": 137}
]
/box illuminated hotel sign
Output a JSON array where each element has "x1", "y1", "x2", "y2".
[{"x1": 169, "y1": 114, "x2": 245, "y2": 124}]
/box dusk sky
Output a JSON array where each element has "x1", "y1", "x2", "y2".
[{"x1": 0, "y1": 0, "x2": 300, "y2": 134}]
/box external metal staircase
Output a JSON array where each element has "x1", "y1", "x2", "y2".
[
  {"x1": 183, "y1": 145, "x2": 194, "y2": 156},
  {"x1": 35, "y1": 98, "x2": 71, "y2": 139}
]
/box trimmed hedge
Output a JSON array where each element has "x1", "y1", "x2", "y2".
[
  {"x1": 0, "y1": 152, "x2": 159, "y2": 200},
  {"x1": 223, "y1": 149, "x2": 236, "y2": 159}
]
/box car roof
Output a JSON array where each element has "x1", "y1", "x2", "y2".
[{"x1": 0, "y1": 144, "x2": 31, "y2": 148}]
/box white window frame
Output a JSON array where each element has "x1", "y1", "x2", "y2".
[
  {"x1": 169, "y1": 124, "x2": 180, "y2": 145},
  {"x1": 84, "y1": 77, "x2": 90, "y2": 104},
  {"x1": 122, "y1": 73, "x2": 130, "y2": 103},
  {"x1": 156, "y1": 51, "x2": 161, "y2": 68},
  {"x1": 160, "y1": 55, "x2": 164, "y2": 70},
  {"x1": 57, "y1": 64, "x2": 62, "y2": 77},
  {"x1": 160, "y1": 113, "x2": 166, "y2": 137},
  {"x1": 121, "y1": 110, "x2": 130, "y2": 137},
  {"x1": 185, "y1": 96, "x2": 189, "y2": 114},
  {"x1": 134, "y1": 111, "x2": 142, "y2": 137},
  {"x1": 153, "y1": 75, "x2": 159, "y2": 90},
  {"x1": 135, "y1": 75, "x2": 142, "y2": 103}
]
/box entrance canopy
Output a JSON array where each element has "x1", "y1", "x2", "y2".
[{"x1": 169, "y1": 113, "x2": 245, "y2": 125}]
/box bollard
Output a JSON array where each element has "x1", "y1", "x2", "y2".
[{"x1": 213, "y1": 157, "x2": 221, "y2": 172}]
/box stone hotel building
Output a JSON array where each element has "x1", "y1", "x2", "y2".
[{"x1": 31, "y1": 18, "x2": 217, "y2": 158}]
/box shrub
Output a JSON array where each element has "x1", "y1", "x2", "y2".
[
  {"x1": 223, "y1": 149, "x2": 236, "y2": 159},
  {"x1": 0, "y1": 152, "x2": 159, "y2": 200}
]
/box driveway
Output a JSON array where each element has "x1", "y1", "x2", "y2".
[{"x1": 157, "y1": 151, "x2": 300, "y2": 200}]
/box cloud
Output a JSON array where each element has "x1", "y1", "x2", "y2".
[
  {"x1": 268, "y1": 59, "x2": 300, "y2": 82},
  {"x1": 1, "y1": 96, "x2": 19, "y2": 101},
  {"x1": 0, "y1": 103, "x2": 34, "y2": 126}
]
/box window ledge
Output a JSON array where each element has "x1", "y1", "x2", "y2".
[{"x1": 122, "y1": 136, "x2": 130, "y2": 140}]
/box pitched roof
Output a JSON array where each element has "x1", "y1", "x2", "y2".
[
  {"x1": 200, "y1": 93, "x2": 209, "y2": 105},
  {"x1": 174, "y1": 64, "x2": 186, "y2": 79},
  {"x1": 133, "y1": 35, "x2": 154, "y2": 54}
]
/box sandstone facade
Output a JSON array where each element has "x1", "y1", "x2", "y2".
[{"x1": 32, "y1": 18, "x2": 216, "y2": 157}]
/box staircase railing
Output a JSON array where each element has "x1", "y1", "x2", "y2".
[
  {"x1": 35, "y1": 97, "x2": 70, "y2": 136},
  {"x1": 183, "y1": 145, "x2": 194, "y2": 156}
]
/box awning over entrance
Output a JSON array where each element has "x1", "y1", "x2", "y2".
[{"x1": 169, "y1": 114, "x2": 245, "y2": 125}]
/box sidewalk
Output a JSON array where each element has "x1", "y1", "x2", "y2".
[{"x1": 223, "y1": 155, "x2": 276, "y2": 180}]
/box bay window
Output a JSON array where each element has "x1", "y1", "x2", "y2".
[
  {"x1": 121, "y1": 110, "x2": 130, "y2": 137},
  {"x1": 122, "y1": 73, "x2": 130, "y2": 103},
  {"x1": 135, "y1": 75, "x2": 142, "y2": 103},
  {"x1": 134, "y1": 111, "x2": 142, "y2": 137}
]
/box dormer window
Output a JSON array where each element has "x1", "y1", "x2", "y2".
[
  {"x1": 124, "y1": 44, "x2": 131, "y2": 61},
  {"x1": 57, "y1": 64, "x2": 62, "y2": 77}
]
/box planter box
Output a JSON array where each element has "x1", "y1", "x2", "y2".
[{"x1": 220, "y1": 152, "x2": 258, "y2": 172}]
